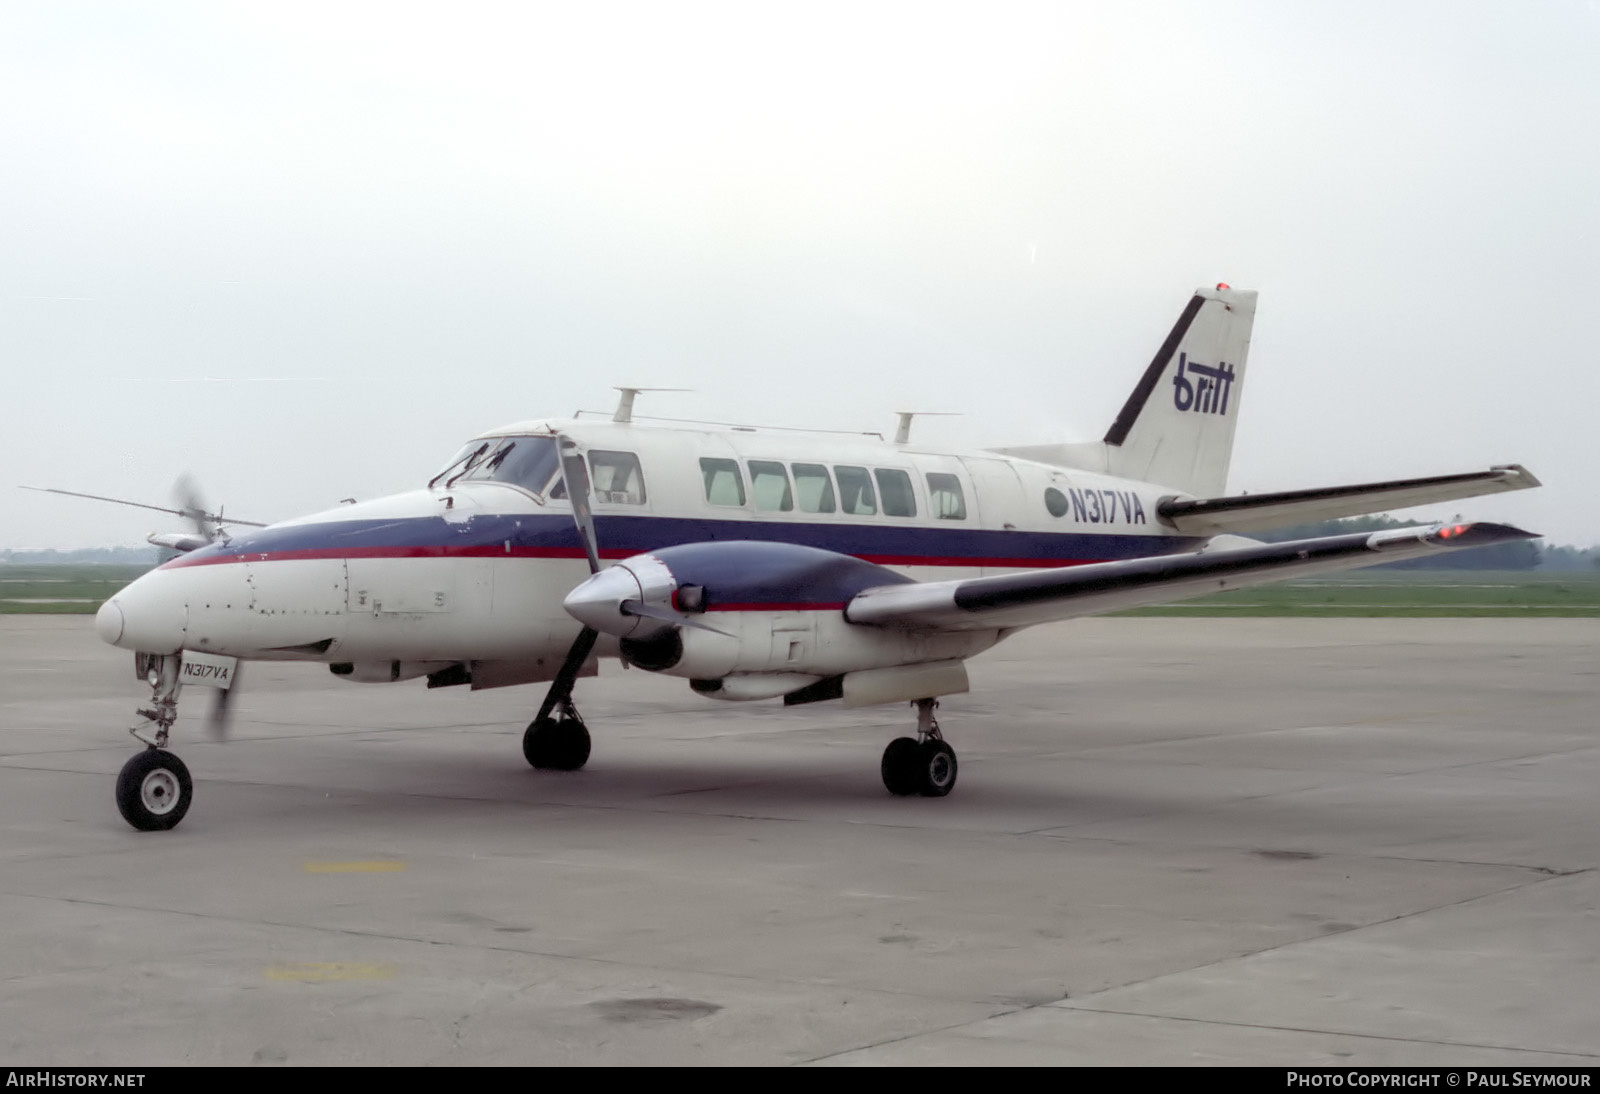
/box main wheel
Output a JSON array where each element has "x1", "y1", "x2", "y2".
[
  {"x1": 918, "y1": 739, "x2": 958, "y2": 797},
  {"x1": 523, "y1": 715, "x2": 591, "y2": 771},
  {"x1": 881, "y1": 737, "x2": 922, "y2": 796},
  {"x1": 116, "y1": 749, "x2": 193, "y2": 831}
]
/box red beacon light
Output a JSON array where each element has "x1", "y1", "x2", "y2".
[{"x1": 1216, "y1": 282, "x2": 1230, "y2": 290}]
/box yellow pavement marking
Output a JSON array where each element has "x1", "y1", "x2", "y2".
[{"x1": 303, "y1": 861, "x2": 406, "y2": 873}]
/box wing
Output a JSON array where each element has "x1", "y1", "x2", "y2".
[
  {"x1": 844, "y1": 522, "x2": 1538, "y2": 631},
  {"x1": 1157, "y1": 465, "x2": 1539, "y2": 535}
]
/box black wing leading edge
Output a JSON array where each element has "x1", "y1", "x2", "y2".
[{"x1": 844, "y1": 522, "x2": 1539, "y2": 632}]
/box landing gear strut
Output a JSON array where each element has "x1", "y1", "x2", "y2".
[
  {"x1": 524, "y1": 628, "x2": 597, "y2": 772},
  {"x1": 881, "y1": 698, "x2": 958, "y2": 798},
  {"x1": 116, "y1": 653, "x2": 195, "y2": 831}
]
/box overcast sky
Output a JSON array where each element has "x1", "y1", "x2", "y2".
[{"x1": 2, "y1": 1, "x2": 1595, "y2": 549}]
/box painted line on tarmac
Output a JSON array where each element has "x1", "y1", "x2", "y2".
[{"x1": 303, "y1": 861, "x2": 406, "y2": 873}]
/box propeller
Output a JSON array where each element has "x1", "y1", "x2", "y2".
[
  {"x1": 173, "y1": 473, "x2": 219, "y2": 543},
  {"x1": 529, "y1": 435, "x2": 605, "y2": 727},
  {"x1": 205, "y1": 663, "x2": 242, "y2": 740},
  {"x1": 18, "y1": 483, "x2": 265, "y2": 534}
]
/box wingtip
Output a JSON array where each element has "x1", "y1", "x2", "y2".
[
  {"x1": 1427, "y1": 521, "x2": 1541, "y2": 547},
  {"x1": 1491, "y1": 464, "x2": 1543, "y2": 490}
]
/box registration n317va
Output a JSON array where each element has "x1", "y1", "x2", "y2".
[{"x1": 59, "y1": 285, "x2": 1540, "y2": 830}]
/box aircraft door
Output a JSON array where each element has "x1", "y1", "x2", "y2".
[{"x1": 957, "y1": 457, "x2": 1029, "y2": 575}]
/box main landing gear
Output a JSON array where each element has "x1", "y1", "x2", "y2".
[
  {"x1": 881, "y1": 698, "x2": 958, "y2": 798},
  {"x1": 523, "y1": 629, "x2": 597, "y2": 772},
  {"x1": 116, "y1": 653, "x2": 195, "y2": 831}
]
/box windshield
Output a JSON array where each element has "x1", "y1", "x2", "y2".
[{"x1": 430, "y1": 436, "x2": 562, "y2": 495}]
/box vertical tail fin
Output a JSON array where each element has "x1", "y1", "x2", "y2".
[{"x1": 1102, "y1": 285, "x2": 1257, "y2": 496}]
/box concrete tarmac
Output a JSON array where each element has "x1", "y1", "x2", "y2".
[{"x1": 0, "y1": 615, "x2": 1595, "y2": 1066}]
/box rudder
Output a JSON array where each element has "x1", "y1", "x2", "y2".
[{"x1": 1102, "y1": 285, "x2": 1257, "y2": 497}]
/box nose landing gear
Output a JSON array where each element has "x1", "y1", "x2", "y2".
[
  {"x1": 116, "y1": 653, "x2": 196, "y2": 831},
  {"x1": 881, "y1": 698, "x2": 959, "y2": 798},
  {"x1": 522, "y1": 628, "x2": 597, "y2": 772}
]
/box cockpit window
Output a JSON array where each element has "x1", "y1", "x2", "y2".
[
  {"x1": 429, "y1": 442, "x2": 489, "y2": 488},
  {"x1": 437, "y1": 436, "x2": 562, "y2": 495}
]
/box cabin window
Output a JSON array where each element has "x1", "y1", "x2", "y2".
[
  {"x1": 700, "y1": 458, "x2": 746, "y2": 506},
  {"x1": 791, "y1": 463, "x2": 836, "y2": 513},
  {"x1": 834, "y1": 466, "x2": 877, "y2": 515},
  {"x1": 926, "y1": 473, "x2": 967, "y2": 520},
  {"x1": 747, "y1": 460, "x2": 794, "y2": 512},
  {"x1": 1044, "y1": 487, "x2": 1069, "y2": 518},
  {"x1": 875, "y1": 469, "x2": 917, "y2": 518},
  {"x1": 587, "y1": 450, "x2": 646, "y2": 504}
]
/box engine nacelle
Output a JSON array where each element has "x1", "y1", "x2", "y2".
[{"x1": 567, "y1": 541, "x2": 1002, "y2": 692}]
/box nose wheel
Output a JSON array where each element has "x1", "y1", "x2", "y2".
[
  {"x1": 523, "y1": 708, "x2": 592, "y2": 771},
  {"x1": 115, "y1": 652, "x2": 199, "y2": 831},
  {"x1": 881, "y1": 698, "x2": 959, "y2": 797},
  {"x1": 116, "y1": 749, "x2": 194, "y2": 831}
]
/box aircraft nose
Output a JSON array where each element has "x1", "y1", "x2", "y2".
[
  {"x1": 100, "y1": 569, "x2": 188, "y2": 653},
  {"x1": 562, "y1": 565, "x2": 644, "y2": 637},
  {"x1": 94, "y1": 599, "x2": 124, "y2": 644}
]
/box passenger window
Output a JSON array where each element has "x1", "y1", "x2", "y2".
[
  {"x1": 588, "y1": 450, "x2": 647, "y2": 504},
  {"x1": 747, "y1": 461, "x2": 793, "y2": 512},
  {"x1": 791, "y1": 463, "x2": 836, "y2": 514},
  {"x1": 700, "y1": 458, "x2": 746, "y2": 506},
  {"x1": 926, "y1": 472, "x2": 967, "y2": 520},
  {"x1": 834, "y1": 466, "x2": 877, "y2": 515},
  {"x1": 875, "y1": 469, "x2": 917, "y2": 517}
]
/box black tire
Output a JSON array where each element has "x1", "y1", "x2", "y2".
[
  {"x1": 881, "y1": 736, "x2": 922, "y2": 796},
  {"x1": 918, "y1": 739, "x2": 958, "y2": 798},
  {"x1": 523, "y1": 715, "x2": 591, "y2": 771},
  {"x1": 115, "y1": 749, "x2": 193, "y2": 831}
]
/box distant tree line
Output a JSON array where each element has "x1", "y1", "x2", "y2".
[{"x1": 1257, "y1": 515, "x2": 1596, "y2": 571}]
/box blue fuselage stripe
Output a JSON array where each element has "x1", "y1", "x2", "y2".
[{"x1": 169, "y1": 512, "x2": 1201, "y2": 569}]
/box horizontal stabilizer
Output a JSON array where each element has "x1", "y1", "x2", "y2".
[
  {"x1": 1157, "y1": 465, "x2": 1541, "y2": 535},
  {"x1": 845, "y1": 521, "x2": 1539, "y2": 632}
]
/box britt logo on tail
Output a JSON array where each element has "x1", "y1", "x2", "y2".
[{"x1": 1172, "y1": 353, "x2": 1236, "y2": 416}]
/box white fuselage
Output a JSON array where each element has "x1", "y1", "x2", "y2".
[{"x1": 98, "y1": 417, "x2": 1201, "y2": 680}]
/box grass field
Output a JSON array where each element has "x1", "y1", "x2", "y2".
[
  {"x1": 0, "y1": 565, "x2": 155, "y2": 614},
  {"x1": 1114, "y1": 570, "x2": 1600, "y2": 617},
  {"x1": 3, "y1": 564, "x2": 1598, "y2": 617}
]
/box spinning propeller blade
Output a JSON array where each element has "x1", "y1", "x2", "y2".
[
  {"x1": 205, "y1": 663, "x2": 242, "y2": 740},
  {"x1": 558, "y1": 436, "x2": 602, "y2": 576},
  {"x1": 533, "y1": 434, "x2": 607, "y2": 726}
]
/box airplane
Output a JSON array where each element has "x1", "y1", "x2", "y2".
[{"x1": 41, "y1": 284, "x2": 1541, "y2": 831}]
